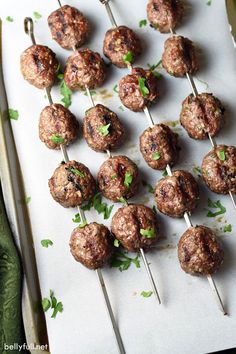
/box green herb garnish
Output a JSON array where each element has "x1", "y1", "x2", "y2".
[
  {"x1": 142, "y1": 180, "x2": 154, "y2": 194},
  {"x1": 138, "y1": 77, "x2": 150, "y2": 97},
  {"x1": 224, "y1": 224, "x2": 232, "y2": 233},
  {"x1": 114, "y1": 239, "x2": 120, "y2": 248},
  {"x1": 152, "y1": 205, "x2": 157, "y2": 214},
  {"x1": 33, "y1": 12, "x2": 42, "y2": 20},
  {"x1": 78, "y1": 221, "x2": 88, "y2": 228},
  {"x1": 139, "y1": 19, "x2": 147, "y2": 28},
  {"x1": 42, "y1": 290, "x2": 63, "y2": 318},
  {"x1": 123, "y1": 51, "x2": 134, "y2": 65},
  {"x1": 152, "y1": 152, "x2": 161, "y2": 160},
  {"x1": 124, "y1": 172, "x2": 133, "y2": 187},
  {"x1": 98, "y1": 123, "x2": 110, "y2": 137},
  {"x1": 82, "y1": 192, "x2": 114, "y2": 220},
  {"x1": 113, "y1": 84, "x2": 119, "y2": 93},
  {"x1": 84, "y1": 90, "x2": 97, "y2": 97},
  {"x1": 140, "y1": 228, "x2": 155, "y2": 238},
  {"x1": 110, "y1": 251, "x2": 140, "y2": 271},
  {"x1": 58, "y1": 78, "x2": 72, "y2": 108},
  {"x1": 72, "y1": 213, "x2": 81, "y2": 223},
  {"x1": 8, "y1": 108, "x2": 19, "y2": 120},
  {"x1": 206, "y1": 199, "x2": 226, "y2": 217},
  {"x1": 147, "y1": 60, "x2": 162, "y2": 78},
  {"x1": 206, "y1": 0, "x2": 212, "y2": 5},
  {"x1": 140, "y1": 291, "x2": 153, "y2": 298},
  {"x1": 6, "y1": 16, "x2": 14, "y2": 22},
  {"x1": 68, "y1": 167, "x2": 85, "y2": 178},
  {"x1": 41, "y1": 239, "x2": 53, "y2": 248},
  {"x1": 162, "y1": 170, "x2": 168, "y2": 177},
  {"x1": 25, "y1": 196, "x2": 31, "y2": 204},
  {"x1": 119, "y1": 197, "x2": 128, "y2": 204},
  {"x1": 111, "y1": 175, "x2": 117, "y2": 180},
  {"x1": 42, "y1": 298, "x2": 51, "y2": 312},
  {"x1": 50, "y1": 134, "x2": 65, "y2": 144},
  {"x1": 119, "y1": 106, "x2": 125, "y2": 112},
  {"x1": 219, "y1": 150, "x2": 226, "y2": 161}
]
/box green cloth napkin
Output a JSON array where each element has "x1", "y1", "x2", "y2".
[{"x1": 0, "y1": 185, "x2": 26, "y2": 354}]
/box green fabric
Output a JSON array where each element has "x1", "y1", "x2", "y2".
[{"x1": 0, "y1": 185, "x2": 26, "y2": 353}]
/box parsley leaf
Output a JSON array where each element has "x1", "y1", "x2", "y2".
[
  {"x1": 59, "y1": 78, "x2": 72, "y2": 108},
  {"x1": 206, "y1": 0, "x2": 212, "y2": 5},
  {"x1": 25, "y1": 196, "x2": 31, "y2": 204},
  {"x1": 138, "y1": 77, "x2": 150, "y2": 97},
  {"x1": 224, "y1": 224, "x2": 232, "y2": 233},
  {"x1": 8, "y1": 108, "x2": 19, "y2": 120},
  {"x1": 147, "y1": 60, "x2": 162, "y2": 78},
  {"x1": 110, "y1": 251, "x2": 140, "y2": 271},
  {"x1": 6, "y1": 16, "x2": 14, "y2": 22},
  {"x1": 152, "y1": 205, "x2": 157, "y2": 214},
  {"x1": 162, "y1": 170, "x2": 168, "y2": 177},
  {"x1": 139, "y1": 19, "x2": 147, "y2": 28},
  {"x1": 84, "y1": 90, "x2": 96, "y2": 97},
  {"x1": 124, "y1": 172, "x2": 133, "y2": 187},
  {"x1": 82, "y1": 192, "x2": 114, "y2": 220},
  {"x1": 119, "y1": 106, "x2": 125, "y2": 111},
  {"x1": 72, "y1": 213, "x2": 81, "y2": 223},
  {"x1": 67, "y1": 167, "x2": 85, "y2": 178},
  {"x1": 113, "y1": 84, "x2": 119, "y2": 93},
  {"x1": 42, "y1": 298, "x2": 51, "y2": 312},
  {"x1": 33, "y1": 12, "x2": 42, "y2": 20},
  {"x1": 119, "y1": 196, "x2": 128, "y2": 204},
  {"x1": 98, "y1": 123, "x2": 110, "y2": 136},
  {"x1": 140, "y1": 228, "x2": 155, "y2": 238},
  {"x1": 206, "y1": 199, "x2": 226, "y2": 217},
  {"x1": 152, "y1": 152, "x2": 161, "y2": 160},
  {"x1": 123, "y1": 51, "x2": 134, "y2": 65},
  {"x1": 218, "y1": 150, "x2": 226, "y2": 161},
  {"x1": 142, "y1": 180, "x2": 154, "y2": 193},
  {"x1": 42, "y1": 290, "x2": 63, "y2": 318},
  {"x1": 114, "y1": 239, "x2": 120, "y2": 247},
  {"x1": 41, "y1": 239, "x2": 53, "y2": 248},
  {"x1": 141, "y1": 291, "x2": 153, "y2": 298},
  {"x1": 50, "y1": 134, "x2": 65, "y2": 144},
  {"x1": 78, "y1": 221, "x2": 88, "y2": 228}
]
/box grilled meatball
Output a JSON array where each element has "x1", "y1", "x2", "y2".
[
  {"x1": 39, "y1": 104, "x2": 79, "y2": 149},
  {"x1": 70, "y1": 222, "x2": 114, "y2": 270},
  {"x1": 49, "y1": 161, "x2": 96, "y2": 208},
  {"x1": 103, "y1": 26, "x2": 142, "y2": 68},
  {"x1": 155, "y1": 170, "x2": 199, "y2": 217},
  {"x1": 111, "y1": 204, "x2": 159, "y2": 252},
  {"x1": 48, "y1": 5, "x2": 90, "y2": 50},
  {"x1": 202, "y1": 145, "x2": 236, "y2": 194},
  {"x1": 180, "y1": 93, "x2": 225, "y2": 140},
  {"x1": 119, "y1": 67, "x2": 159, "y2": 112},
  {"x1": 178, "y1": 226, "x2": 223, "y2": 275},
  {"x1": 83, "y1": 104, "x2": 124, "y2": 152},
  {"x1": 162, "y1": 36, "x2": 199, "y2": 77},
  {"x1": 64, "y1": 49, "x2": 106, "y2": 90},
  {"x1": 20, "y1": 45, "x2": 59, "y2": 89},
  {"x1": 97, "y1": 155, "x2": 139, "y2": 202},
  {"x1": 140, "y1": 123, "x2": 180, "y2": 170},
  {"x1": 147, "y1": 0, "x2": 184, "y2": 33}
]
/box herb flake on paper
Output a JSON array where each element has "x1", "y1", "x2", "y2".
[
  {"x1": 206, "y1": 199, "x2": 226, "y2": 217},
  {"x1": 6, "y1": 16, "x2": 14, "y2": 22},
  {"x1": 8, "y1": 108, "x2": 19, "y2": 120},
  {"x1": 141, "y1": 291, "x2": 153, "y2": 298},
  {"x1": 41, "y1": 239, "x2": 53, "y2": 248},
  {"x1": 139, "y1": 19, "x2": 147, "y2": 28},
  {"x1": 42, "y1": 290, "x2": 63, "y2": 318},
  {"x1": 82, "y1": 192, "x2": 114, "y2": 220},
  {"x1": 33, "y1": 12, "x2": 42, "y2": 20},
  {"x1": 111, "y1": 251, "x2": 140, "y2": 272}
]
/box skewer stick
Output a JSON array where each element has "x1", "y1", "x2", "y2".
[
  {"x1": 57, "y1": 0, "x2": 62, "y2": 7},
  {"x1": 96, "y1": 268, "x2": 126, "y2": 354},
  {"x1": 99, "y1": 0, "x2": 118, "y2": 28},
  {"x1": 207, "y1": 275, "x2": 227, "y2": 315}
]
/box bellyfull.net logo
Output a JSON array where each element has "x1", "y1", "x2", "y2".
[{"x1": 4, "y1": 343, "x2": 49, "y2": 351}]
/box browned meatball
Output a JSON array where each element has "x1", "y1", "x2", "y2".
[
  {"x1": 39, "y1": 104, "x2": 79, "y2": 149},
  {"x1": 202, "y1": 145, "x2": 236, "y2": 194},
  {"x1": 48, "y1": 5, "x2": 90, "y2": 50},
  {"x1": 178, "y1": 226, "x2": 223, "y2": 275},
  {"x1": 20, "y1": 45, "x2": 59, "y2": 89},
  {"x1": 83, "y1": 104, "x2": 124, "y2": 152},
  {"x1": 103, "y1": 26, "x2": 142, "y2": 68},
  {"x1": 162, "y1": 36, "x2": 199, "y2": 77},
  {"x1": 111, "y1": 204, "x2": 160, "y2": 252},
  {"x1": 49, "y1": 161, "x2": 96, "y2": 208},
  {"x1": 140, "y1": 123, "x2": 180, "y2": 170},
  {"x1": 180, "y1": 93, "x2": 225, "y2": 140},
  {"x1": 97, "y1": 155, "x2": 139, "y2": 202},
  {"x1": 119, "y1": 67, "x2": 159, "y2": 112},
  {"x1": 147, "y1": 0, "x2": 184, "y2": 33},
  {"x1": 155, "y1": 170, "x2": 199, "y2": 217},
  {"x1": 70, "y1": 222, "x2": 114, "y2": 270},
  {"x1": 64, "y1": 49, "x2": 106, "y2": 90}
]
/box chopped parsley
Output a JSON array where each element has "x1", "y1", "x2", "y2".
[
  {"x1": 206, "y1": 199, "x2": 226, "y2": 217},
  {"x1": 25, "y1": 196, "x2": 31, "y2": 204},
  {"x1": 224, "y1": 224, "x2": 232, "y2": 233},
  {"x1": 152, "y1": 152, "x2": 161, "y2": 160},
  {"x1": 114, "y1": 239, "x2": 120, "y2": 248},
  {"x1": 78, "y1": 221, "x2": 88, "y2": 228},
  {"x1": 140, "y1": 228, "x2": 155, "y2": 238},
  {"x1": 98, "y1": 123, "x2": 110, "y2": 137},
  {"x1": 123, "y1": 51, "x2": 134, "y2": 65},
  {"x1": 139, "y1": 19, "x2": 147, "y2": 28},
  {"x1": 111, "y1": 175, "x2": 117, "y2": 180},
  {"x1": 110, "y1": 251, "x2": 140, "y2": 271},
  {"x1": 138, "y1": 77, "x2": 149, "y2": 97},
  {"x1": 152, "y1": 205, "x2": 157, "y2": 214},
  {"x1": 6, "y1": 16, "x2": 14, "y2": 22},
  {"x1": 42, "y1": 290, "x2": 63, "y2": 318},
  {"x1": 124, "y1": 172, "x2": 133, "y2": 187},
  {"x1": 193, "y1": 166, "x2": 202, "y2": 175},
  {"x1": 141, "y1": 291, "x2": 153, "y2": 298},
  {"x1": 67, "y1": 167, "x2": 85, "y2": 178},
  {"x1": 72, "y1": 213, "x2": 81, "y2": 223},
  {"x1": 50, "y1": 134, "x2": 65, "y2": 144},
  {"x1": 41, "y1": 239, "x2": 53, "y2": 248},
  {"x1": 119, "y1": 106, "x2": 125, "y2": 112},
  {"x1": 58, "y1": 74, "x2": 72, "y2": 108},
  {"x1": 8, "y1": 108, "x2": 19, "y2": 120},
  {"x1": 218, "y1": 150, "x2": 226, "y2": 161},
  {"x1": 147, "y1": 60, "x2": 162, "y2": 78},
  {"x1": 119, "y1": 196, "x2": 128, "y2": 204},
  {"x1": 33, "y1": 12, "x2": 42, "y2": 20},
  {"x1": 113, "y1": 84, "x2": 119, "y2": 93},
  {"x1": 82, "y1": 192, "x2": 114, "y2": 220},
  {"x1": 142, "y1": 180, "x2": 154, "y2": 194},
  {"x1": 84, "y1": 90, "x2": 97, "y2": 97},
  {"x1": 162, "y1": 170, "x2": 168, "y2": 177},
  {"x1": 206, "y1": 0, "x2": 212, "y2": 5}
]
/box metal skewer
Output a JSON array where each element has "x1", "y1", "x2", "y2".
[{"x1": 25, "y1": 16, "x2": 125, "y2": 349}]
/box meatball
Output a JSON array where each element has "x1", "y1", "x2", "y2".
[
  {"x1": 49, "y1": 161, "x2": 96, "y2": 208},
  {"x1": 103, "y1": 26, "x2": 142, "y2": 68},
  {"x1": 178, "y1": 226, "x2": 223, "y2": 275},
  {"x1": 39, "y1": 104, "x2": 79, "y2": 149},
  {"x1": 64, "y1": 49, "x2": 106, "y2": 90},
  {"x1": 119, "y1": 67, "x2": 159, "y2": 112},
  {"x1": 202, "y1": 145, "x2": 236, "y2": 194},
  {"x1": 20, "y1": 45, "x2": 59, "y2": 89},
  {"x1": 162, "y1": 35, "x2": 199, "y2": 77},
  {"x1": 147, "y1": 0, "x2": 184, "y2": 33},
  {"x1": 97, "y1": 155, "x2": 139, "y2": 202},
  {"x1": 155, "y1": 170, "x2": 199, "y2": 217},
  {"x1": 83, "y1": 104, "x2": 124, "y2": 152},
  {"x1": 111, "y1": 204, "x2": 160, "y2": 252},
  {"x1": 48, "y1": 5, "x2": 90, "y2": 50},
  {"x1": 70, "y1": 222, "x2": 114, "y2": 270},
  {"x1": 140, "y1": 123, "x2": 180, "y2": 170},
  {"x1": 180, "y1": 93, "x2": 225, "y2": 140}
]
